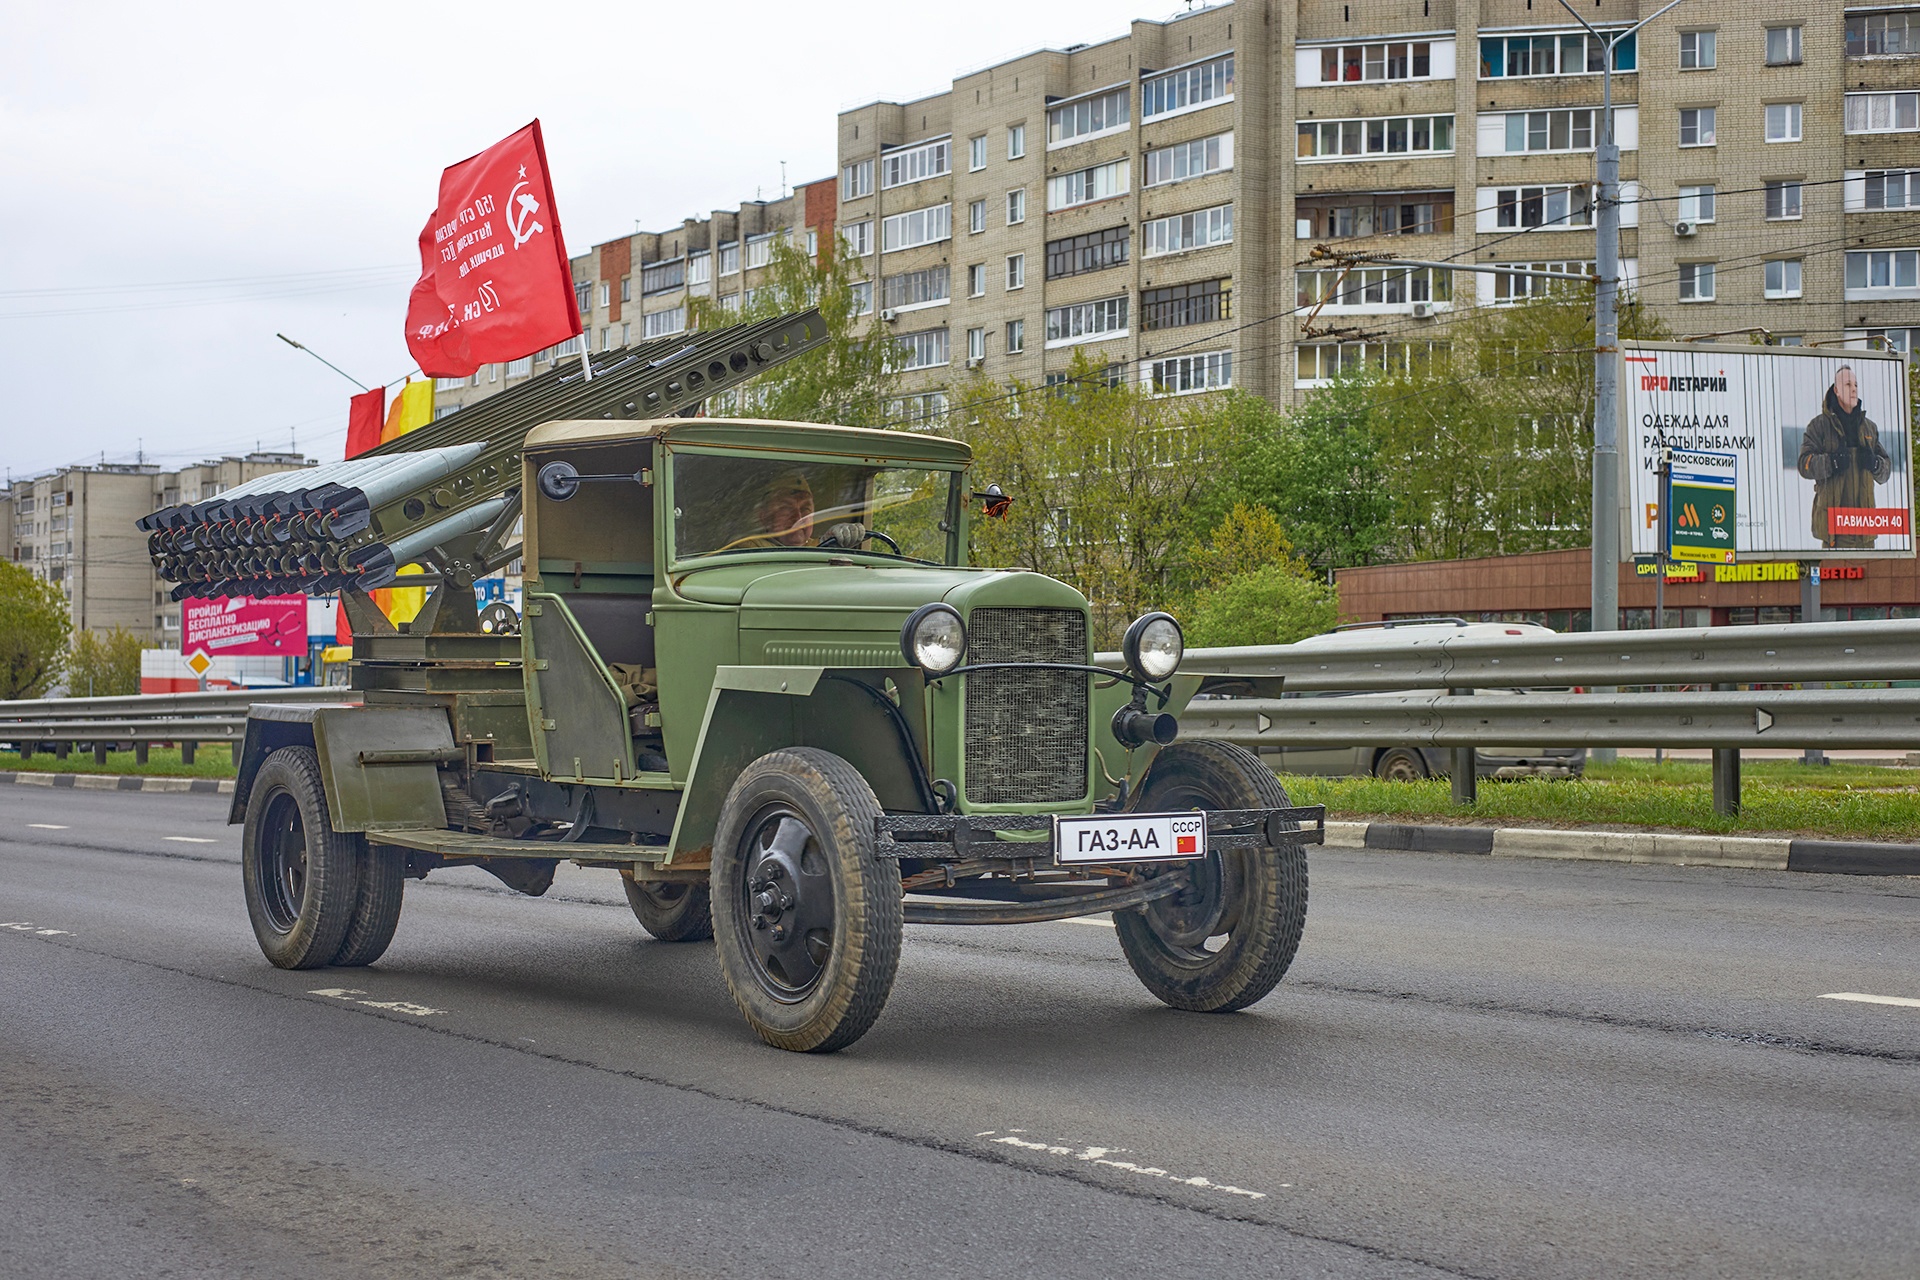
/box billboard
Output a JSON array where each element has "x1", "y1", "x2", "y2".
[
  {"x1": 1624, "y1": 342, "x2": 1912, "y2": 560},
  {"x1": 181, "y1": 595, "x2": 308, "y2": 657}
]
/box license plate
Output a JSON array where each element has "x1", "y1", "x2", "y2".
[{"x1": 1055, "y1": 811, "x2": 1207, "y2": 864}]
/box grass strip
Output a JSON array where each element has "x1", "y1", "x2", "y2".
[{"x1": 5, "y1": 745, "x2": 236, "y2": 779}]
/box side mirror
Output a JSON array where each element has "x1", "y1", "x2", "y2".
[{"x1": 973, "y1": 484, "x2": 1013, "y2": 519}]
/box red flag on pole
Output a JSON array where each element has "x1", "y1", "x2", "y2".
[
  {"x1": 344, "y1": 386, "x2": 386, "y2": 459},
  {"x1": 404, "y1": 120, "x2": 580, "y2": 378}
]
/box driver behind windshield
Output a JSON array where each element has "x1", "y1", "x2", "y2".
[{"x1": 736, "y1": 471, "x2": 816, "y2": 549}]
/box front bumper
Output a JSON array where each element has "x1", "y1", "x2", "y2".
[{"x1": 875, "y1": 805, "x2": 1327, "y2": 862}]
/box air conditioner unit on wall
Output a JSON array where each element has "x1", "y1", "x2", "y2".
[
  {"x1": 1673, "y1": 220, "x2": 1698, "y2": 237},
  {"x1": 881, "y1": 308, "x2": 899, "y2": 322},
  {"x1": 966, "y1": 357, "x2": 984, "y2": 369},
  {"x1": 1410, "y1": 302, "x2": 1434, "y2": 319}
]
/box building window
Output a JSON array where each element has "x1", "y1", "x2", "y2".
[
  {"x1": 1678, "y1": 184, "x2": 1716, "y2": 223},
  {"x1": 1861, "y1": 170, "x2": 1920, "y2": 208},
  {"x1": 1764, "y1": 259, "x2": 1803, "y2": 298},
  {"x1": 842, "y1": 159, "x2": 873, "y2": 199},
  {"x1": 968, "y1": 199, "x2": 987, "y2": 234},
  {"x1": 507, "y1": 356, "x2": 532, "y2": 377},
  {"x1": 1679, "y1": 107, "x2": 1716, "y2": 146},
  {"x1": 1489, "y1": 185, "x2": 1594, "y2": 229},
  {"x1": 849, "y1": 280, "x2": 873, "y2": 315},
  {"x1": 1141, "y1": 54, "x2": 1234, "y2": 120},
  {"x1": 1765, "y1": 25, "x2": 1802, "y2": 65},
  {"x1": 1485, "y1": 107, "x2": 1622, "y2": 154},
  {"x1": 969, "y1": 135, "x2": 987, "y2": 171},
  {"x1": 1766, "y1": 179, "x2": 1803, "y2": 220},
  {"x1": 745, "y1": 231, "x2": 785, "y2": 270},
  {"x1": 1006, "y1": 318, "x2": 1025, "y2": 353},
  {"x1": 1141, "y1": 278, "x2": 1231, "y2": 330},
  {"x1": 881, "y1": 265, "x2": 950, "y2": 310},
  {"x1": 967, "y1": 327, "x2": 986, "y2": 361},
  {"x1": 1679, "y1": 30, "x2": 1715, "y2": 69},
  {"x1": 1301, "y1": 197, "x2": 1453, "y2": 239},
  {"x1": 619, "y1": 278, "x2": 631, "y2": 303},
  {"x1": 1765, "y1": 102, "x2": 1802, "y2": 142},
  {"x1": 886, "y1": 391, "x2": 949, "y2": 430},
  {"x1": 1006, "y1": 188, "x2": 1026, "y2": 225},
  {"x1": 1479, "y1": 30, "x2": 1635, "y2": 77},
  {"x1": 1047, "y1": 86, "x2": 1129, "y2": 147},
  {"x1": 881, "y1": 137, "x2": 951, "y2": 189},
  {"x1": 1045, "y1": 296, "x2": 1128, "y2": 346},
  {"x1": 880, "y1": 203, "x2": 952, "y2": 252},
  {"x1": 1045, "y1": 225, "x2": 1130, "y2": 279},
  {"x1": 896, "y1": 328, "x2": 949, "y2": 370},
  {"x1": 967, "y1": 263, "x2": 986, "y2": 296},
  {"x1": 599, "y1": 283, "x2": 610, "y2": 309},
  {"x1": 1045, "y1": 159, "x2": 1129, "y2": 211},
  {"x1": 1142, "y1": 204, "x2": 1233, "y2": 256},
  {"x1": 435, "y1": 376, "x2": 466, "y2": 392},
  {"x1": 601, "y1": 326, "x2": 618, "y2": 351},
  {"x1": 1005, "y1": 254, "x2": 1025, "y2": 290},
  {"x1": 1844, "y1": 249, "x2": 1920, "y2": 297},
  {"x1": 1296, "y1": 115, "x2": 1454, "y2": 159},
  {"x1": 575, "y1": 281, "x2": 591, "y2": 313},
  {"x1": 719, "y1": 242, "x2": 740, "y2": 275},
  {"x1": 644, "y1": 307, "x2": 686, "y2": 338},
  {"x1": 1148, "y1": 350, "x2": 1232, "y2": 394},
  {"x1": 688, "y1": 252, "x2": 712, "y2": 286},
  {"x1": 1143, "y1": 132, "x2": 1233, "y2": 186},
  {"x1": 1007, "y1": 123, "x2": 1026, "y2": 159},
  {"x1": 1845, "y1": 92, "x2": 1920, "y2": 133},
  {"x1": 806, "y1": 230, "x2": 818, "y2": 258},
  {"x1": 1296, "y1": 267, "x2": 1450, "y2": 310},
  {"x1": 1847, "y1": 11, "x2": 1920, "y2": 56},
  {"x1": 1678, "y1": 262, "x2": 1716, "y2": 301},
  {"x1": 1309, "y1": 40, "x2": 1439, "y2": 83},
  {"x1": 1848, "y1": 326, "x2": 1919, "y2": 354},
  {"x1": 1486, "y1": 259, "x2": 1619, "y2": 303},
  {"x1": 1295, "y1": 341, "x2": 1441, "y2": 386},
  {"x1": 642, "y1": 258, "x2": 685, "y2": 294}
]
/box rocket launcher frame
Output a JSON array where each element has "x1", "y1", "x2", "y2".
[{"x1": 138, "y1": 310, "x2": 828, "y2": 600}]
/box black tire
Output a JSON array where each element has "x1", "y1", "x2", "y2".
[
  {"x1": 623, "y1": 877, "x2": 714, "y2": 942},
  {"x1": 331, "y1": 842, "x2": 406, "y2": 967},
  {"x1": 241, "y1": 746, "x2": 361, "y2": 969},
  {"x1": 710, "y1": 748, "x2": 902, "y2": 1053},
  {"x1": 1115, "y1": 741, "x2": 1309, "y2": 1013},
  {"x1": 1374, "y1": 747, "x2": 1429, "y2": 782}
]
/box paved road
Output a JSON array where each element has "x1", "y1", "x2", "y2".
[{"x1": 2, "y1": 787, "x2": 1916, "y2": 1279}]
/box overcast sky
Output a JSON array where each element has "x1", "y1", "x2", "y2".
[{"x1": 0, "y1": 0, "x2": 1164, "y2": 478}]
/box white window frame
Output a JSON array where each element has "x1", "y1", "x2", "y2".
[
  {"x1": 1678, "y1": 261, "x2": 1716, "y2": 301},
  {"x1": 1005, "y1": 254, "x2": 1025, "y2": 290},
  {"x1": 1007, "y1": 123, "x2": 1026, "y2": 159},
  {"x1": 1045, "y1": 159, "x2": 1130, "y2": 211},
  {"x1": 1146, "y1": 350, "x2": 1232, "y2": 395},
  {"x1": 1479, "y1": 106, "x2": 1638, "y2": 155},
  {"x1": 1477, "y1": 28, "x2": 1637, "y2": 79},
  {"x1": 1847, "y1": 12, "x2": 1920, "y2": 57},
  {"x1": 1848, "y1": 169, "x2": 1920, "y2": 211},
  {"x1": 1143, "y1": 131, "x2": 1234, "y2": 186},
  {"x1": 1765, "y1": 102, "x2": 1802, "y2": 143},
  {"x1": 896, "y1": 327, "x2": 950, "y2": 370},
  {"x1": 967, "y1": 326, "x2": 986, "y2": 361},
  {"x1": 1298, "y1": 38, "x2": 1453, "y2": 85},
  {"x1": 842, "y1": 160, "x2": 873, "y2": 200},
  {"x1": 1044, "y1": 295, "x2": 1129, "y2": 347},
  {"x1": 1679, "y1": 107, "x2": 1716, "y2": 147},
  {"x1": 880, "y1": 203, "x2": 952, "y2": 252},
  {"x1": 1006, "y1": 188, "x2": 1026, "y2": 225},
  {"x1": 1844, "y1": 248, "x2": 1920, "y2": 299},
  {"x1": 1679, "y1": 30, "x2": 1716, "y2": 70},
  {"x1": 1765, "y1": 25, "x2": 1802, "y2": 66},
  {"x1": 1764, "y1": 259, "x2": 1803, "y2": 299},
  {"x1": 880, "y1": 137, "x2": 952, "y2": 190},
  {"x1": 1678, "y1": 184, "x2": 1716, "y2": 223},
  {"x1": 687, "y1": 251, "x2": 713, "y2": 285},
  {"x1": 1296, "y1": 114, "x2": 1455, "y2": 161},
  {"x1": 969, "y1": 135, "x2": 987, "y2": 171},
  {"x1": 718, "y1": 242, "x2": 740, "y2": 276},
  {"x1": 1845, "y1": 92, "x2": 1920, "y2": 134},
  {"x1": 841, "y1": 220, "x2": 873, "y2": 257},
  {"x1": 849, "y1": 280, "x2": 873, "y2": 315},
  {"x1": 1475, "y1": 185, "x2": 1596, "y2": 232},
  {"x1": 1006, "y1": 318, "x2": 1025, "y2": 353},
  {"x1": 643, "y1": 307, "x2": 686, "y2": 338},
  {"x1": 1142, "y1": 204, "x2": 1234, "y2": 257},
  {"x1": 968, "y1": 199, "x2": 987, "y2": 234},
  {"x1": 1766, "y1": 180, "x2": 1804, "y2": 220},
  {"x1": 1047, "y1": 85, "x2": 1130, "y2": 149},
  {"x1": 1140, "y1": 54, "x2": 1234, "y2": 122}
]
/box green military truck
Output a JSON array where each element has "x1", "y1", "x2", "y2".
[{"x1": 143, "y1": 314, "x2": 1319, "y2": 1052}]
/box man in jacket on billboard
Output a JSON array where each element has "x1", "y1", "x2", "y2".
[{"x1": 1797, "y1": 365, "x2": 1892, "y2": 549}]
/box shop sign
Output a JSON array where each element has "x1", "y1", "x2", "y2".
[{"x1": 1668, "y1": 450, "x2": 1738, "y2": 565}]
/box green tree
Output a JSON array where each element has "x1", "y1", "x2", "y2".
[
  {"x1": 1187, "y1": 566, "x2": 1340, "y2": 648},
  {"x1": 0, "y1": 562, "x2": 70, "y2": 700},
  {"x1": 952, "y1": 352, "x2": 1252, "y2": 644},
  {"x1": 687, "y1": 236, "x2": 900, "y2": 429},
  {"x1": 66, "y1": 625, "x2": 145, "y2": 697}
]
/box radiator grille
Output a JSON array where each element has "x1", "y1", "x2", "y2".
[{"x1": 963, "y1": 608, "x2": 1089, "y2": 805}]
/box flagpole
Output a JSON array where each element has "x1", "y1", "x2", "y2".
[{"x1": 579, "y1": 337, "x2": 593, "y2": 382}]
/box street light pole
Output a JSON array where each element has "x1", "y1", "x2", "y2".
[{"x1": 276, "y1": 333, "x2": 370, "y2": 391}]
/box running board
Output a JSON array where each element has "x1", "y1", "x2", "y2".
[{"x1": 368, "y1": 827, "x2": 669, "y2": 865}]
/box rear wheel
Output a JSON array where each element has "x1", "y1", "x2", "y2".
[
  {"x1": 241, "y1": 746, "x2": 361, "y2": 969},
  {"x1": 1374, "y1": 747, "x2": 1429, "y2": 782},
  {"x1": 711, "y1": 748, "x2": 902, "y2": 1052},
  {"x1": 331, "y1": 842, "x2": 405, "y2": 967},
  {"x1": 1115, "y1": 741, "x2": 1308, "y2": 1013},
  {"x1": 623, "y1": 878, "x2": 714, "y2": 941}
]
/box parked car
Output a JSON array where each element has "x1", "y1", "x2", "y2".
[{"x1": 1262, "y1": 618, "x2": 1586, "y2": 781}]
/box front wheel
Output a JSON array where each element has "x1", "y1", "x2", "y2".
[
  {"x1": 710, "y1": 748, "x2": 902, "y2": 1052},
  {"x1": 1115, "y1": 741, "x2": 1309, "y2": 1013}
]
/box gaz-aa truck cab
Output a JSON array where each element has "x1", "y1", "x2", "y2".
[{"x1": 229, "y1": 416, "x2": 1321, "y2": 1052}]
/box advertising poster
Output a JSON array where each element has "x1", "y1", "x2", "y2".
[
  {"x1": 1666, "y1": 449, "x2": 1737, "y2": 564},
  {"x1": 1624, "y1": 342, "x2": 1913, "y2": 560},
  {"x1": 181, "y1": 595, "x2": 308, "y2": 657}
]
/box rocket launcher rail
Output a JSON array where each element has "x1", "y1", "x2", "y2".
[{"x1": 139, "y1": 310, "x2": 826, "y2": 599}]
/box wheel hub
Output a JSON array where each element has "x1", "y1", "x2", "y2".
[
  {"x1": 738, "y1": 812, "x2": 835, "y2": 1000},
  {"x1": 1144, "y1": 855, "x2": 1226, "y2": 948}
]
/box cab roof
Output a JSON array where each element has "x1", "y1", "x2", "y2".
[{"x1": 523, "y1": 417, "x2": 972, "y2": 467}]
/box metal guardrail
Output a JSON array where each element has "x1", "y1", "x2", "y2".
[{"x1": 0, "y1": 687, "x2": 352, "y2": 762}]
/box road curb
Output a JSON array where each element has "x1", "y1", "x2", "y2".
[
  {"x1": 0, "y1": 771, "x2": 233, "y2": 795},
  {"x1": 1324, "y1": 817, "x2": 1920, "y2": 876}
]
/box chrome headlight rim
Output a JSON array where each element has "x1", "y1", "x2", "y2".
[
  {"x1": 1122, "y1": 611, "x2": 1184, "y2": 682},
  {"x1": 900, "y1": 603, "x2": 967, "y2": 676}
]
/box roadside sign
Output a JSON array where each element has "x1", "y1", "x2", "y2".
[
  {"x1": 185, "y1": 650, "x2": 213, "y2": 678},
  {"x1": 1668, "y1": 449, "x2": 1738, "y2": 564}
]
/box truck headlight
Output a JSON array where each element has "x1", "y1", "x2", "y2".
[
  {"x1": 1122, "y1": 612, "x2": 1183, "y2": 682},
  {"x1": 901, "y1": 604, "x2": 966, "y2": 675}
]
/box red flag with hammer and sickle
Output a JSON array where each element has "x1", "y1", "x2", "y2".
[{"x1": 403, "y1": 120, "x2": 580, "y2": 377}]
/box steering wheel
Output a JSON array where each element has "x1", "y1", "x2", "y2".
[{"x1": 819, "y1": 526, "x2": 902, "y2": 554}]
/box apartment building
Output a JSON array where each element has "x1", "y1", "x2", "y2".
[
  {"x1": 836, "y1": 0, "x2": 1919, "y2": 415},
  {"x1": 6, "y1": 452, "x2": 313, "y2": 644},
  {"x1": 432, "y1": 180, "x2": 838, "y2": 416}
]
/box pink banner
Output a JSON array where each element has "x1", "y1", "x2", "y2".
[{"x1": 181, "y1": 595, "x2": 308, "y2": 657}]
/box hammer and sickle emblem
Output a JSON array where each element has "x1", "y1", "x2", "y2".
[{"x1": 507, "y1": 180, "x2": 544, "y2": 249}]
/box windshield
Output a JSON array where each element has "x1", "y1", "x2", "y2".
[{"x1": 671, "y1": 451, "x2": 959, "y2": 564}]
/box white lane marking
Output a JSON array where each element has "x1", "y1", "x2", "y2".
[
  {"x1": 1058, "y1": 915, "x2": 1116, "y2": 929},
  {"x1": 309, "y1": 987, "x2": 445, "y2": 1017},
  {"x1": 975, "y1": 1130, "x2": 1276, "y2": 1200},
  {"x1": 27, "y1": 823, "x2": 68, "y2": 830},
  {"x1": 162, "y1": 836, "x2": 218, "y2": 844},
  {"x1": 0, "y1": 921, "x2": 71, "y2": 936},
  {"x1": 1821, "y1": 991, "x2": 1920, "y2": 1009}
]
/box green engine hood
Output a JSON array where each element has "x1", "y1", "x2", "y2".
[{"x1": 673, "y1": 560, "x2": 1088, "y2": 636}]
